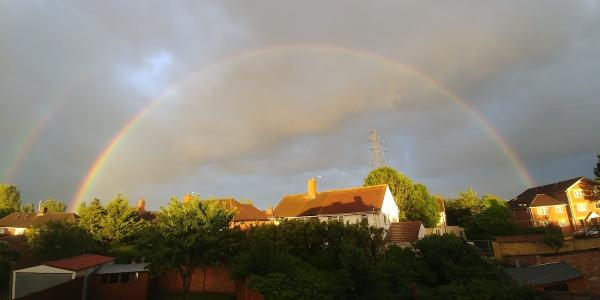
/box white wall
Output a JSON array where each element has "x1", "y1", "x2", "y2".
[{"x1": 381, "y1": 186, "x2": 399, "y2": 223}]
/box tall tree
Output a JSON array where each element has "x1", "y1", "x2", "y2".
[
  {"x1": 0, "y1": 184, "x2": 21, "y2": 211},
  {"x1": 40, "y1": 198, "x2": 67, "y2": 212},
  {"x1": 406, "y1": 184, "x2": 440, "y2": 228},
  {"x1": 137, "y1": 195, "x2": 237, "y2": 299},
  {"x1": 100, "y1": 194, "x2": 144, "y2": 243},
  {"x1": 77, "y1": 198, "x2": 106, "y2": 241},
  {"x1": 595, "y1": 153, "x2": 600, "y2": 182},
  {"x1": 454, "y1": 188, "x2": 482, "y2": 215},
  {"x1": 364, "y1": 167, "x2": 415, "y2": 220}
]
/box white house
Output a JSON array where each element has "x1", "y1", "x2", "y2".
[{"x1": 272, "y1": 178, "x2": 399, "y2": 230}]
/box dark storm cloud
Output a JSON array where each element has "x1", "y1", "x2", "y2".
[{"x1": 0, "y1": 1, "x2": 599, "y2": 210}]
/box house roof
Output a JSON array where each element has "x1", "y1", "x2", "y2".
[
  {"x1": 507, "y1": 177, "x2": 584, "y2": 209},
  {"x1": 208, "y1": 198, "x2": 268, "y2": 221},
  {"x1": 95, "y1": 263, "x2": 148, "y2": 274},
  {"x1": 504, "y1": 262, "x2": 583, "y2": 286},
  {"x1": 273, "y1": 184, "x2": 388, "y2": 218},
  {"x1": 385, "y1": 221, "x2": 424, "y2": 244},
  {"x1": 0, "y1": 212, "x2": 77, "y2": 228},
  {"x1": 530, "y1": 194, "x2": 566, "y2": 207},
  {"x1": 44, "y1": 254, "x2": 114, "y2": 271}
]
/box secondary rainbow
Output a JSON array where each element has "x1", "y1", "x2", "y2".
[{"x1": 70, "y1": 44, "x2": 535, "y2": 211}]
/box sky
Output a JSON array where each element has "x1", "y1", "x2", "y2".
[{"x1": 1, "y1": 1, "x2": 599, "y2": 211}]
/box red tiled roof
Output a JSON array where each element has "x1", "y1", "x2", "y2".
[
  {"x1": 44, "y1": 254, "x2": 114, "y2": 271},
  {"x1": 208, "y1": 198, "x2": 268, "y2": 221},
  {"x1": 273, "y1": 184, "x2": 388, "y2": 218},
  {"x1": 0, "y1": 212, "x2": 76, "y2": 228},
  {"x1": 385, "y1": 221, "x2": 423, "y2": 244}
]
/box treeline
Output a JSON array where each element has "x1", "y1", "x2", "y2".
[
  {"x1": 0, "y1": 184, "x2": 66, "y2": 218},
  {"x1": 9, "y1": 195, "x2": 533, "y2": 299}
]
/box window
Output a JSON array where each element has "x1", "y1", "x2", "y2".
[
  {"x1": 0, "y1": 228, "x2": 4, "y2": 234},
  {"x1": 537, "y1": 207, "x2": 549, "y2": 215},
  {"x1": 573, "y1": 190, "x2": 584, "y2": 198},
  {"x1": 559, "y1": 219, "x2": 568, "y2": 227},
  {"x1": 577, "y1": 203, "x2": 588, "y2": 212},
  {"x1": 361, "y1": 215, "x2": 368, "y2": 224},
  {"x1": 539, "y1": 220, "x2": 549, "y2": 227},
  {"x1": 555, "y1": 206, "x2": 563, "y2": 214},
  {"x1": 101, "y1": 274, "x2": 109, "y2": 283},
  {"x1": 109, "y1": 274, "x2": 119, "y2": 283},
  {"x1": 383, "y1": 214, "x2": 388, "y2": 224},
  {"x1": 595, "y1": 202, "x2": 600, "y2": 209},
  {"x1": 120, "y1": 273, "x2": 130, "y2": 283}
]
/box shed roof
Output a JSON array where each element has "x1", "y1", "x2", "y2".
[
  {"x1": 0, "y1": 212, "x2": 76, "y2": 228},
  {"x1": 504, "y1": 262, "x2": 583, "y2": 286},
  {"x1": 274, "y1": 184, "x2": 388, "y2": 218},
  {"x1": 95, "y1": 263, "x2": 148, "y2": 274},
  {"x1": 385, "y1": 221, "x2": 424, "y2": 244},
  {"x1": 44, "y1": 254, "x2": 114, "y2": 271}
]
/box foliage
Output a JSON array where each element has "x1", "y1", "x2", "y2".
[
  {"x1": 100, "y1": 194, "x2": 145, "y2": 243},
  {"x1": 78, "y1": 198, "x2": 106, "y2": 241},
  {"x1": 26, "y1": 221, "x2": 98, "y2": 262},
  {"x1": 454, "y1": 187, "x2": 482, "y2": 215},
  {"x1": 406, "y1": 184, "x2": 440, "y2": 228},
  {"x1": 463, "y1": 199, "x2": 516, "y2": 240},
  {"x1": 136, "y1": 195, "x2": 238, "y2": 299},
  {"x1": 541, "y1": 225, "x2": 565, "y2": 254},
  {"x1": 364, "y1": 167, "x2": 414, "y2": 220},
  {"x1": 0, "y1": 184, "x2": 21, "y2": 211},
  {"x1": 595, "y1": 153, "x2": 600, "y2": 182},
  {"x1": 21, "y1": 202, "x2": 34, "y2": 213},
  {"x1": 0, "y1": 242, "x2": 18, "y2": 293},
  {"x1": 40, "y1": 198, "x2": 67, "y2": 212}
]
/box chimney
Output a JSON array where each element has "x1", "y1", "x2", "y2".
[
  {"x1": 183, "y1": 194, "x2": 193, "y2": 204},
  {"x1": 38, "y1": 206, "x2": 48, "y2": 215},
  {"x1": 137, "y1": 198, "x2": 146, "y2": 212},
  {"x1": 307, "y1": 177, "x2": 317, "y2": 198}
]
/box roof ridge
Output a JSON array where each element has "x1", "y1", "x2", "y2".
[{"x1": 281, "y1": 184, "x2": 387, "y2": 198}]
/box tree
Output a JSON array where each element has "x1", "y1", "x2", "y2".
[
  {"x1": 137, "y1": 196, "x2": 237, "y2": 299},
  {"x1": 463, "y1": 199, "x2": 516, "y2": 240},
  {"x1": 0, "y1": 184, "x2": 21, "y2": 211},
  {"x1": 77, "y1": 198, "x2": 106, "y2": 241},
  {"x1": 541, "y1": 225, "x2": 565, "y2": 255},
  {"x1": 364, "y1": 167, "x2": 415, "y2": 220},
  {"x1": 26, "y1": 221, "x2": 98, "y2": 262},
  {"x1": 100, "y1": 194, "x2": 144, "y2": 243},
  {"x1": 595, "y1": 153, "x2": 600, "y2": 182},
  {"x1": 454, "y1": 188, "x2": 482, "y2": 215},
  {"x1": 40, "y1": 198, "x2": 67, "y2": 212},
  {"x1": 21, "y1": 202, "x2": 34, "y2": 213},
  {"x1": 406, "y1": 184, "x2": 440, "y2": 228}
]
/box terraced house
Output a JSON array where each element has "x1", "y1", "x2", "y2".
[{"x1": 508, "y1": 177, "x2": 600, "y2": 235}]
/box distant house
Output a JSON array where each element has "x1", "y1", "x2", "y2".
[
  {"x1": 180, "y1": 194, "x2": 269, "y2": 229},
  {"x1": 0, "y1": 208, "x2": 76, "y2": 236},
  {"x1": 88, "y1": 263, "x2": 150, "y2": 300},
  {"x1": 385, "y1": 221, "x2": 426, "y2": 247},
  {"x1": 504, "y1": 262, "x2": 586, "y2": 292},
  {"x1": 11, "y1": 254, "x2": 114, "y2": 300},
  {"x1": 507, "y1": 177, "x2": 600, "y2": 234},
  {"x1": 135, "y1": 198, "x2": 156, "y2": 222},
  {"x1": 272, "y1": 178, "x2": 399, "y2": 230}
]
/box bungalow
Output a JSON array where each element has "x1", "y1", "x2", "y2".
[
  {"x1": 504, "y1": 262, "x2": 586, "y2": 292},
  {"x1": 272, "y1": 178, "x2": 399, "y2": 230},
  {"x1": 385, "y1": 221, "x2": 426, "y2": 247},
  {"x1": 0, "y1": 208, "x2": 76, "y2": 236}
]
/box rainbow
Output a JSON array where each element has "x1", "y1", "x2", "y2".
[{"x1": 69, "y1": 44, "x2": 535, "y2": 211}]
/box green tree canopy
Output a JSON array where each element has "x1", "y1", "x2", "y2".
[
  {"x1": 363, "y1": 167, "x2": 415, "y2": 220},
  {"x1": 77, "y1": 198, "x2": 106, "y2": 241},
  {"x1": 100, "y1": 194, "x2": 145, "y2": 243},
  {"x1": 0, "y1": 184, "x2": 21, "y2": 211},
  {"x1": 137, "y1": 195, "x2": 238, "y2": 299},
  {"x1": 26, "y1": 221, "x2": 98, "y2": 262},
  {"x1": 406, "y1": 184, "x2": 440, "y2": 228},
  {"x1": 40, "y1": 198, "x2": 67, "y2": 212}
]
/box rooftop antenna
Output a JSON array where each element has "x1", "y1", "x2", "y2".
[{"x1": 368, "y1": 130, "x2": 387, "y2": 170}]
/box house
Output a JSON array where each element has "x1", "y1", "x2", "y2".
[
  {"x1": 135, "y1": 198, "x2": 156, "y2": 222},
  {"x1": 88, "y1": 263, "x2": 150, "y2": 300},
  {"x1": 179, "y1": 194, "x2": 269, "y2": 229},
  {"x1": 507, "y1": 177, "x2": 600, "y2": 234},
  {"x1": 385, "y1": 221, "x2": 426, "y2": 247},
  {"x1": 11, "y1": 254, "x2": 114, "y2": 300},
  {"x1": 0, "y1": 208, "x2": 76, "y2": 236},
  {"x1": 272, "y1": 178, "x2": 399, "y2": 230},
  {"x1": 504, "y1": 262, "x2": 586, "y2": 292}
]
